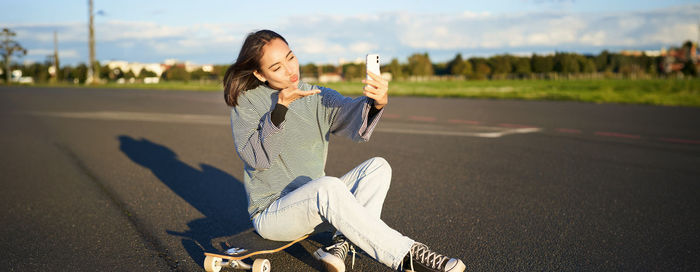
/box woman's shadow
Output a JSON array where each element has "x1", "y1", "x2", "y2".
[{"x1": 117, "y1": 135, "x2": 252, "y2": 266}]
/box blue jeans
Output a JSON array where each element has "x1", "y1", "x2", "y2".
[{"x1": 252, "y1": 157, "x2": 415, "y2": 269}]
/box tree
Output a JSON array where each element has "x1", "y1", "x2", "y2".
[
  {"x1": 595, "y1": 50, "x2": 611, "y2": 72},
  {"x1": 554, "y1": 52, "x2": 580, "y2": 74},
  {"x1": 71, "y1": 63, "x2": 88, "y2": 83},
  {"x1": 531, "y1": 54, "x2": 554, "y2": 74},
  {"x1": 341, "y1": 63, "x2": 364, "y2": 80},
  {"x1": 610, "y1": 54, "x2": 632, "y2": 74},
  {"x1": 1, "y1": 28, "x2": 28, "y2": 83},
  {"x1": 320, "y1": 64, "x2": 337, "y2": 74},
  {"x1": 388, "y1": 58, "x2": 403, "y2": 79},
  {"x1": 448, "y1": 54, "x2": 472, "y2": 77},
  {"x1": 124, "y1": 70, "x2": 136, "y2": 79},
  {"x1": 111, "y1": 67, "x2": 124, "y2": 80},
  {"x1": 190, "y1": 68, "x2": 212, "y2": 80},
  {"x1": 163, "y1": 66, "x2": 190, "y2": 81},
  {"x1": 301, "y1": 63, "x2": 318, "y2": 78},
  {"x1": 22, "y1": 61, "x2": 50, "y2": 83},
  {"x1": 489, "y1": 55, "x2": 513, "y2": 77},
  {"x1": 469, "y1": 57, "x2": 491, "y2": 79},
  {"x1": 682, "y1": 40, "x2": 694, "y2": 60},
  {"x1": 139, "y1": 69, "x2": 158, "y2": 78},
  {"x1": 682, "y1": 59, "x2": 698, "y2": 76},
  {"x1": 433, "y1": 61, "x2": 449, "y2": 76},
  {"x1": 512, "y1": 57, "x2": 531, "y2": 77},
  {"x1": 213, "y1": 64, "x2": 228, "y2": 79},
  {"x1": 580, "y1": 57, "x2": 597, "y2": 74},
  {"x1": 99, "y1": 63, "x2": 111, "y2": 80},
  {"x1": 407, "y1": 53, "x2": 433, "y2": 76}
]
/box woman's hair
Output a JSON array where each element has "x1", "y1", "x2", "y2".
[{"x1": 223, "y1": 30, "x2": 288, "y2": 107}]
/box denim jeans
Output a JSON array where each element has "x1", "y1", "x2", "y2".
[{"x1": 252, "y1": 157, "x2": 415, "y2": 269}]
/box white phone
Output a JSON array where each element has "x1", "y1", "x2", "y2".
[{"x1": 366, "y1": 54, "x2": 380, "y2": 81}]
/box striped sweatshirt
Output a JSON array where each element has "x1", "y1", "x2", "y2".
[{"x1": 230, "y1": 81, "x2": 384, "y2": 217}]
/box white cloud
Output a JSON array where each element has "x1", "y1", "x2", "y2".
[
  {"x1": 27, "y1": 49, "x2": 53, "y2": 56},
  {"x1": 461, "y1": 11, "x2": 492, "y2": 19},
  {"x1": 27, "y1": 48, "x2": 79, "y2": 59},
  {"x1": 641, "y1": 23, "x2": 697, "y2": 45},
  {"x1": 60, "y1": 50, "x2": 79, "y2": 59},
  {"x1": 294, "y1": 38, "x2": 346, "y2": 55},
  {"x1": 349, "y1": 42, "x2": 377, "y2": 54},
  {"x1": 8, "y1": 4, "x2": 700, "y2": 65},
  {"x1": 579, "y1": 31, "x2": 607, "y2": 46}
]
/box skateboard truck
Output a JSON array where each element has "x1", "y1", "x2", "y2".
[{"x1": 204, "y1": 256, "x2": 269, "y2": 272}]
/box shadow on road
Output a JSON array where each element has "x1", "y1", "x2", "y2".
[{"x1": 117, "y1": 135, "x2": 252, "y2": 267}]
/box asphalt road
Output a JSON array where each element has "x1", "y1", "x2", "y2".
[{"x1": 1, "y1": 85, "x2": 699, "y2": 271}]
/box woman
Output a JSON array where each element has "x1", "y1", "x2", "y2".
[{"x1": 224, "y1": 29, "x2": 465, "y2": 272}]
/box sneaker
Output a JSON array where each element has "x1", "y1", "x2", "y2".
[
  {"x1": 400, "y1": 242, "x2": 465, "y2": 272},
  {"x1": 313, "y1": 234, "x2": 356, "y2": 272}
]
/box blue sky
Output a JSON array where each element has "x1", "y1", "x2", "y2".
[{"x1": 3, "y1": 0, "x2": 700, "y2": 65}]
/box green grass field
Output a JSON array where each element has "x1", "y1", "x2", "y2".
[
  {"x1": 322, "y1": 78, "x2": 700, "y2": 107},
  {"x1": 30, "y1": 78, "x2": 700, "y2": 107}
]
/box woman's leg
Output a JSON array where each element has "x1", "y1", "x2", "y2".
[
  {"x1": 338, "y1": 157, "x2": 392, "y2": 219},
  {"x1": 253, "y1": 175, "x2": 414, "y2": 269}
]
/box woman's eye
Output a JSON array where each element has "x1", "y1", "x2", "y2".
[
  {"x1": 272, "y1": 67, "x2": 280, "y2": 72},
  {"x1": 289, "y1": 55, "x2": 295, "y2": 60}
]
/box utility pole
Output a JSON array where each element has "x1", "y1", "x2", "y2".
[
  {"x1": 694, "y1": 22, "x2": 700, "y2": 64},
  {"x1": 87, "y1": 0, "x2": 97, "y2": 84},
  {"x1": 53, "y1": 31, "x2": 60, "y2": 82}
]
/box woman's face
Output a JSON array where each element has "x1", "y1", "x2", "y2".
[{"x1": 254, "y1": 38, "x2": 300, "y2": 90}]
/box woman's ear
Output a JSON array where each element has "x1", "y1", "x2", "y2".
[{"x1": 253, "y1": 70, "x2": 266, "y2": 82}]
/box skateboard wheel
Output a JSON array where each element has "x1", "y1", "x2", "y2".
[
  {"x1": 203, "y1": 256, "x2": 222, "y2": 272},
  {"x1": 252, "y1": 259, "x2": 271, "y2": 272}
]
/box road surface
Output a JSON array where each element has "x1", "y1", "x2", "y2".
[{"x1": 1, "y1": 86, "x2": 699, "y2": 271}]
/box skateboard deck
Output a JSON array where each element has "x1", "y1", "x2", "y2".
[{"x1": 203, "y1": 228, "x2": 309, "y2": 272}]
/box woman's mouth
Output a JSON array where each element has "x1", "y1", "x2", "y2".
[{"x1": 290, "y1": 74, "x2": 298, "y2": 82}]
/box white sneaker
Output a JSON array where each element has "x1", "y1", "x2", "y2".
[
  {"x1": 400, "y1": 242, "x2": 465, "y2": 272},
  {"x1": 313, "y1": 235, "x2": 356, "y2": 272}
]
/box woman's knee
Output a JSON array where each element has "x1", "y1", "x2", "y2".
[
  {"x1": 311, "y1": 176, "x2": 347, "y2": 194},
  {"x1": 371, "y1": 157, "x2": 392, "y2": 181}
]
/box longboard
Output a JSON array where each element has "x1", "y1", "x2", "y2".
[{"x1": 203, "y1": 229, "x2": 309, "y2": 272}]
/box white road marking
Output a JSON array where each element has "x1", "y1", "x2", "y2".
[
  {"x1": 375, "y1": 127, "x2": 541, "y2": 138},
  {"x1": 29, "y1": 111, "x2": 541, "y2": 138},
  {"x1": 30, "y1": 111, "x2": 229, "y2": 125}
]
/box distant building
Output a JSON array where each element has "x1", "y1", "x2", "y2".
[
  {"x1": 659, "y1": 43, "x2": 699, "y2": 74},
  {"x1": 10, "y1": 70, "x2": 34, "y2": 84},
  {"x1": 644, "y1": 50, "x2": 662, "y2": 57},
  {"x1": 319, "y1": 73, "x2": 342, "y2": 83},
  {"x1": 380, "y1": 72, "x2": 392, "y2": 81},
  {"x1": 143, "y1": 77, "x2": 160, "y2": 84},
  {"x1": 620, "y1": 50, "x2": 644, "y2": 57},
  {"x1": 105, "y1": 60, "x2": 164, "y2": 77}
]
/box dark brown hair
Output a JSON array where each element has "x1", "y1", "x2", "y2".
[{"x1": 223, "y1": 30, "x2": 288, "y2": 107}]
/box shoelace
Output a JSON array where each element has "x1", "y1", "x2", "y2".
[
  {"x1": 408, "y1": 243, "x2": 450, "y2": 271},
  {"x1": 326, "y1": 236, "x2": 357, "y2": 269}
]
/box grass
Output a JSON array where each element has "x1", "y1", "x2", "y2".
[
  {"x1": 24, "y1": 78, "x2": 700, "y2": 107},
  {"x1": 322, "y1": 78, "x2": 700, "y2": 107}
]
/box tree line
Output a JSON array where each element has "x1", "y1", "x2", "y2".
[
  {"x1": 314, "y1": 41, "x2": 695, "y2": 81},
  {"x1": 299, "y1": 40, "x2": 695, "y2": 81},
  {"x1": 2, "y1": 40, "x2": 697, "y2": 84},
  {"x1": 1, "y1": 61, "x2": 229, "y2": 84}
]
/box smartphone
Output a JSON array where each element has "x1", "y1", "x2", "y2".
[{"x1": 366, "y1": 54, "x2": 380, "y2": 81}]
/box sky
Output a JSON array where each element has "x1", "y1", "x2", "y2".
[{"x1": 3, "y1": 0, "x2": 700, "y2": 66}]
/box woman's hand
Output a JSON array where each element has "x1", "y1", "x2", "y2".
[
  {"x1": 277, "y1": 86, "x2": 321, "y2": 107},
  {"x1": 362, "y1": 71, "x2": 389, "y2": 110}
]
